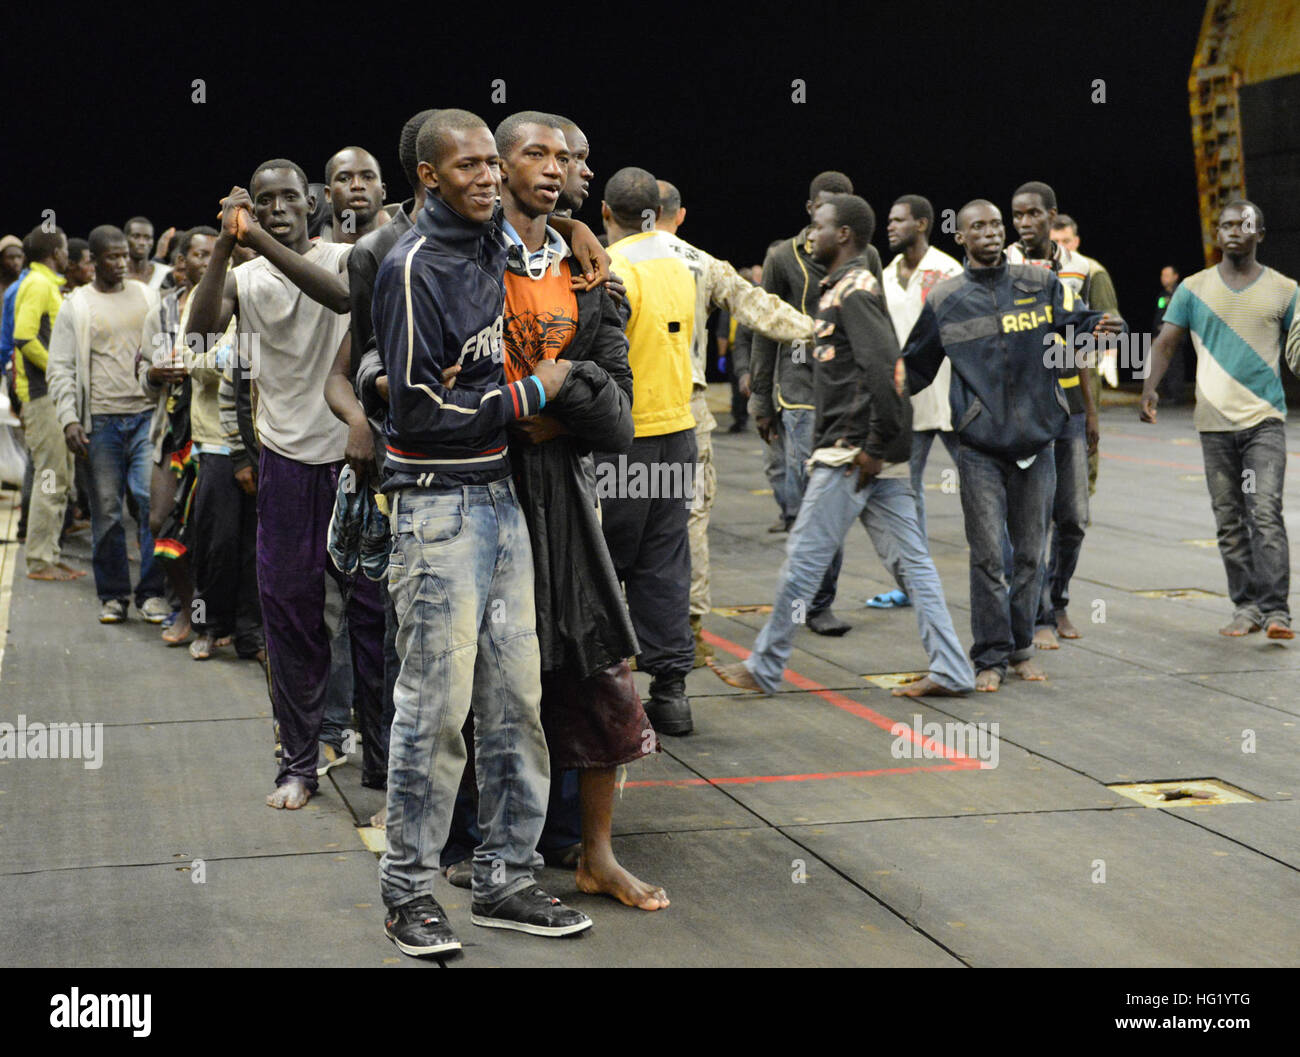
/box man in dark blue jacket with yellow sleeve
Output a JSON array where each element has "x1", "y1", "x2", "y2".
[{"x1": 903, "y1": 200, "x2": 1124, "y2": 693}]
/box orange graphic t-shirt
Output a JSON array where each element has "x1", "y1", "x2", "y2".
[{"x1": 502, "y1": 267, "x2": 578, "y2": 384}]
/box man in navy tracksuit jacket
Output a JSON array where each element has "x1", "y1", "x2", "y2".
[
  {"x1": 370, "y1": 110, "x2": 589, "y2": 957},
  {"x1": 902, "y1": 200, "x2": 1124, "y2": 691},
  {"x1": 377, "y1": 196, "x2": 548, "y2": 489}
]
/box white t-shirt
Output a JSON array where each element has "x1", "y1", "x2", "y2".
[
  {"x1": 884, "y1": 245, "x2": 963, "y2": 432},
  {"x1": 234, "y1": 240, "x2": 351, "y2": 464},
  {"x1": 808, "y1": 444, "x2": 909, "y2": 480}
]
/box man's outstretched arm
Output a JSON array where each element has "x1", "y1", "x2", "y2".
[{"x1": 702, "y1": 254, "x2": 813, "y2": 346}]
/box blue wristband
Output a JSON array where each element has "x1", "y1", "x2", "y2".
[{"x1": 528, "y1": 374, "x2": 546, "y2": 411}]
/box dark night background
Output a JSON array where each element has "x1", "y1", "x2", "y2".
[{"x1": 7, "y1": 2, "x2": 1213, "y2": 331}]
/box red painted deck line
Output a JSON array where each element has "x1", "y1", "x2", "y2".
[
  {"x1": 700, "y1": 629, "x2": 972, "y2": 762},
  {"x1": 624, "y1": 761, "x2": 983, "y2": 789}
]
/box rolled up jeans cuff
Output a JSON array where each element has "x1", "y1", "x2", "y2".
[
  {"x1": 1009, "y1": 645, "x2": 1036, "y2": 666},
  {"x1": 742, "y1": 657, "x2": 783, "y2": 695}
]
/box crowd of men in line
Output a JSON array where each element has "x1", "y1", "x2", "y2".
[{"x1": 1, "y1": 104, "x2": 1296, "y2": 960}]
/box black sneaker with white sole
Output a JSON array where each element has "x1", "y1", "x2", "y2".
[
  {"x1": 384, "y1": 898, "x2": 462, "y2": 957},
  {"x1": 471, "y1": 885, "x2": 592, "y2": 937}
]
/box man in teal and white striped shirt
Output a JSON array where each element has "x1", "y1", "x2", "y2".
[{"x1": 1142, "y1": 199, "x2": 1299, "y2": 639}]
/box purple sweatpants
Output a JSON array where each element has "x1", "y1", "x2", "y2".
[{"x1": 257, "y1": 447, "x2": 385, "y2": 791}]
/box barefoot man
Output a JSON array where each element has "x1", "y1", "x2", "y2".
[
  {"x1": 710, "y1": 193, "x2": 974, "y2": 700},
  {"x1": 186, "y1": 158, "x2": 386, "y2": 810},
  {"x1": 901, "y1": 200, "x2": 1125, "y2": 691},
  {"x1": 495, "y1": 111, "x2": 667, "y2": 910}
]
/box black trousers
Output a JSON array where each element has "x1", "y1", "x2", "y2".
[
  {"x1": 596, "y1": 428, "x2": 697, "y2": 681},
  {"x1": 191, "y1": 451, "x2": 263, "y2": 656}
]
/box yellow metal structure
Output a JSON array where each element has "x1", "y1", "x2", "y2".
[{"x1": 1189, "y1": 0, "x2": 1300, "y2": 266}]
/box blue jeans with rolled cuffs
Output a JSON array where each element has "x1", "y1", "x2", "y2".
[
  {"x1": 380, "y1": 478, "x2": 549, "y2": 909},
  {"x1": 745, "y1": 467, "x2": 973, "y2": 694}
]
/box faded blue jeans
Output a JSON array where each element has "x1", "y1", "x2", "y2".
[
  {"x1": 380, "y1": 478, "x2": 549, "y2": 909},
  {"x1": 1201, "y1": 419, "x2": 1290, "y2": 627},
  {"x1": 909, "y1": 428, "x2": 960, "y2": 541},
  {"x1": 745, "y1": 467, "x2": 973, "y2": 694},
  {"x1": 958, "y1": 443, "x2": 1055, "y2": 675},
  {"x1": 86, "y1": 411, "x2": 164, "y2": 605}
]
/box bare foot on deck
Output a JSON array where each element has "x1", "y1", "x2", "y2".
[
  {"x1": 975, "y1": 669, "x2": 1002, "y2": 693},
  {"x1": 707, "y1": 659, "x2": 765, "y2": 692},
  {"x1": 892, "y1": 675, "x2": 966, "y2": 698},
  {"x1": 1012, "y1": 658, "x2": 1047, "y2": 681},
  {"x1": 266, "y1": 779, "x2": 312, "y2": 810},
  {"x1": 28, "y1": 565, "x2": 83, "y2": 581},
  {"x1": 1265, "y1": 621, "x2": 1294, "y2": 640},
  {"x1": 576, "y1": 851, "x2": 669, "y2": 911},
  {"x1": 1032, "y1": 626, "x2": 1059, "y2": 650},
  {"x1": 1220, "y1": 615, "x2": 1262, "y2": 637},
  {"x1": 162, "y1": 617, "x2": 192, "y2": 645},
  {"x1": 1055, "y1": 609, "x2": 1081, "y2": 639}
]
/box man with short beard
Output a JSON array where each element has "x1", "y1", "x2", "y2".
[
  {"x1": 320, "y1": 146, "x2": 390, "y2": 244},
  {"x1": 185, "y1": 158, "x2": 385, "y2": 811}
]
